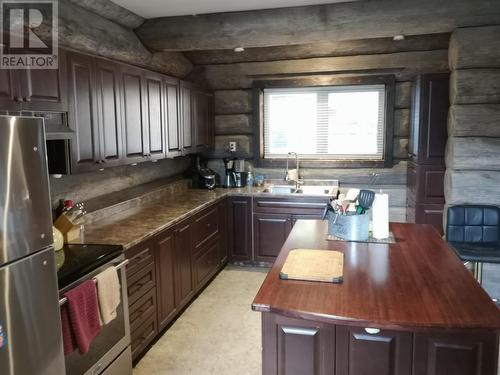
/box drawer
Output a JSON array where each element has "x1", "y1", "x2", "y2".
[
  {"x1": 129, "y1": 287, "x2": 157, "y2": 332},
  {"x1": 131, "y1": 313, "x2": 157, "y2": 361},
  {"x1": 127, "y1": 261, "x2": 155, "y2": 305},
  {"x1": 125, "y1": 243, "x2": 155, "y2": 277},
  {"x1": 193, "y1": 206, "x2": 219, "y2": 252},
  {"x1": 253, "y1": 197, "x2": 328, "y2": 215},
  {"x1": 194, "y1": 240, "x2": 220, "y2": 289}
]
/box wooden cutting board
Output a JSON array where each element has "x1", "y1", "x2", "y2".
[{"x1": 279, "y1": 249, "x2": 344, "y2": 283}]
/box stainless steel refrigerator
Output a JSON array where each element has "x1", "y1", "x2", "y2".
[{"x1": 0, "y1": 116, "x2": 65, "y2": 374}]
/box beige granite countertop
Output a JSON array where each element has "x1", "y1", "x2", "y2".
[{"x1": 71, "y1": 183, "x2": 335, "y2": 250}]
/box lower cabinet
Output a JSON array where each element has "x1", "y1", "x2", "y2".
[
  {"x1": 125, "y1": 199, "x2": 228, "y2": 362},
  {"x1": 262, "y1": 312, "x2": 498, "y2": 375},
  {"x1": 227, "y1": 197, "x2": 253, "y2": 262},
  {"x1": 254, "y1": 213, "x2": 292, "y2": 262},
  {"x1": 413, "y1": 332, "x2": 498, "y2": 375},
  {"x1": 336, "y1": 326, "x2": 412, "y2": 375}
]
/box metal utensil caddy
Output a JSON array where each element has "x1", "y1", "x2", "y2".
[{"x1": 327, "y1": 211, "x2": 370, "y2": 241}]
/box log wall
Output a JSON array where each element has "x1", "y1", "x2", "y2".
[{"x1": 445, "y1": 25, "x2": 500, "y2": 211}]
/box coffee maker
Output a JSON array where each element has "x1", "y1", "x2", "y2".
[
  {"x1": 223, "y1": 157, "x2": 246, "y2": 188},
  {"x1": 193, "y1": 156, "x2": 217, "y2": 189}
]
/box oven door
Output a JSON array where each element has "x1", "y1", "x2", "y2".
[{"x1": 60, "y1": 255, "x2": 131, "y2": 375}]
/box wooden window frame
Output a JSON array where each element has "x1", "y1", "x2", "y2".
[{"x1": 252, "y1": 75, "x2": 396, "y2": 168}]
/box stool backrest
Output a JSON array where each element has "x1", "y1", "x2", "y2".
[{"x1": 446, "y1": 205, "x2": 500, "y2": 243}]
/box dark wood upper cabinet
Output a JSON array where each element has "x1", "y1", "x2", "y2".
[
  {"x1": 254, "y1": 213, "x2": 292, "y2": 263},
  {"x1": 180, "y1": 81, "x2": 194, "y2": 155},
  {"x1": 336, "y1": 326, "x2": 412, "y2": 375},
  {"x1": 20, "y1": 50, "x2": 67, "y2": 112},
  {"x1": 409, "y1": 74, "x2": 449, "y2": 165},
  {"x1": 155, "y1": 228, "x2": 178, "y2": 332},
  {"x1": 94, "y1": 58, "x2": 123, "y2": 167},
  {"x1": 144, "y1": 72, "x2": 166, "y2": 160},
  {"x1": 67, "y1": 51, "x2": 101, "y2": 173},
  {"x1": 0, "y1": 49, "x2": 67, "y2": 112},
  {"x1": 120, "y1": 65, "x2": 148, "y2": 163},
  {"x1": 164, "y1": 77, "x2": 182, "y2": 158},
  {"x1": 407, "y1": 74, "x2": 449, "y2": 235},
  {"x1": 193, "y1": 89, "x2": 212, "y2": 152},
  {"x1": 0, "y1": 69, "x2": 19, "y2": 111},
  {"x1": 227, "y1": 197, "x2": 253, "y2": 263}
]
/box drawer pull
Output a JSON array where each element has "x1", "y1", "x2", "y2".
[{"x1": 364, "y1": 328, "x2": 380, "y2": 335}]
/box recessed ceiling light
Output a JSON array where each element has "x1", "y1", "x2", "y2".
[
  {"x1": 393, "y1": 35, "x2": 405, "y2": 41},
  {"x1": 234, "y1": 47, "x2": 245, "y2": 53}
]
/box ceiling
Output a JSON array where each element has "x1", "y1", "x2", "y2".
[{"x1": 110, "y1": 0, "x2": 358, "y2": 18}]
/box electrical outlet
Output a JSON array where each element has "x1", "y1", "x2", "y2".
[{"x1": 229, "y1": 141, "x2": 237, "y2": 152}]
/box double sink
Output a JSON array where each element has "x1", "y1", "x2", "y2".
[{"x1": 261, "y1": 180, "x2": 339, "y2": 196}]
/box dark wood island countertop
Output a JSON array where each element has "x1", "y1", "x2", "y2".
[{"x1": 252, "y1": 220, "x2": 500, "y2": 331}]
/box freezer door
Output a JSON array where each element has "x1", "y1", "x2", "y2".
[
  {"x1": 0, "y1": 116, "x2": 54, "y2": 266},
  {"x1": 0, "y1": 247, "x2": 65, "y2": 375}
]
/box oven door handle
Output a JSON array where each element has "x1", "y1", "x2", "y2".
[{"x1": 59, "y1": 259, "x2": 129, "y2": 306}]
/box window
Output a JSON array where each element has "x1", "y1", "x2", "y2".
[{"x1": 262, "y1": 84, "x2": 387, "y2": 161}]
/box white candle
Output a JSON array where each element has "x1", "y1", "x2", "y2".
[{"x1": 372, "y1": 193, "x2": 389, "y2": 239}]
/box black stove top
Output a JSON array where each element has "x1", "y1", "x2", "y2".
[{"x1": 57, "y1": 244, "x2": 123, "y2": 289}]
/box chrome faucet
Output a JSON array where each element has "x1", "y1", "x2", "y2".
[{"x1": 285, "y1": 152, "x2": 301, "y2": 190}]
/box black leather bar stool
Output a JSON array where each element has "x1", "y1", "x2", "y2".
[{"x1": 446, "y1": 205, "x2": 500, "y2": 283}]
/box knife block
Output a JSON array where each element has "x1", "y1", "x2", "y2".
[{"x1": 54, "y1": 214, "x2": 81, "y2": 243}]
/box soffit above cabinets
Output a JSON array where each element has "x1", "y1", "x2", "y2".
[{"x1": 110, "y1": 0, "x2": 358, "y2": 18}]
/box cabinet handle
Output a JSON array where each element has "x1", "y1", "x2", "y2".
[{"x1": 364, "y1": 328, "x2": 380, "y2": 335}]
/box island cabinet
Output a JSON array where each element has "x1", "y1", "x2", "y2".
[
  {"x1": 254, "y1": 220, "x2": 500, "y2": 375},
  {"x1": 124, "y1": 199, "x2": 228, "y2": 362},
  {"x1": 252, "y1": 197, "x2": 329, "y2": 263}
]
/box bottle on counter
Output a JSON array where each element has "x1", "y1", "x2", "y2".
[{"x1": 246, "y1": 171, "x2": 254, "y2": 187}]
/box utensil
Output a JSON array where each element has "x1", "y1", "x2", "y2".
[{"x1": 357, "y1": 189, "x2": 375, "y2": 214}]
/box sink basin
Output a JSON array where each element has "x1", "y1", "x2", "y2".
[{"x1": 262, "y1": 184, "x2": 337, "y2": 196}]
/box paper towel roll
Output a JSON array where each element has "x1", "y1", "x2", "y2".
[{"x1": 372, "y1": 193, "x2": 389, "y2": 239}]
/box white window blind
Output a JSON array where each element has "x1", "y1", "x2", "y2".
[{"x1": 263, "y1": 85, "x2": 386, "y2": 160}]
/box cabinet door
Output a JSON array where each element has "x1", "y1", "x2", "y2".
[
  {"x1": 67, "y1": 52, "x2": 101, "y2": 173},
  {"x1": 94, "y1": 58, "x2": 123, "y2": 167},
  {"x1": 20, "y1": 49, "x2": 67, "y2": 111},
  {"x1": 193, "y1": 89, "x2": 209, "y2": 152},
  {"x1": 218, "y1": 199, "x2": 228, "y2": 265},
  {"x1": 180, "y1": 82, "x2": 194, "y2": 154},
  {"x1": 164, "y1": 77, "x2": 182, "y2": 157},
  {"x1": 262, "y1": 313, "x2": 335, "y2": 375},
  {"x1": 254, "y1": 213, "x2": 292, "y2": 263},
  {"x1": 144, "y1": 72, "x2": 166, "y2": 160},
  {"x1": 193, "y1": 239, "x2": 219, "y2": 291},
  {"x1": 0, "y1": 69, "x2": 21, "y2": 111},
  {"x1": 120, "y1": 65, "x2": 147, "y2": 163},
  {"x1": 411, "y1": 74, "x2": 449, "y2": 165},
  {"x1": 155, "y1": 228, "x2": 178, "y2": 331},
  {"x1": 336, "y1": 326, "x2": 412, "y2": 375},
  {"x1": 413, "y1": 331, "x2": 498, "y2": 375},
  {"x1": 175, "y1": 221, "x2": 194, "y2": 309},
  {"x1": 227, "y1": 197, "x2": 253, "y2": 262},
  {"x1": 415, "y1": 203, "x2": 444, "y2": 235}
]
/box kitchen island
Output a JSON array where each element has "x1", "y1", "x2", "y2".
[{"x1": 252, "y1": 220, "x2": 500, "y2": 375}]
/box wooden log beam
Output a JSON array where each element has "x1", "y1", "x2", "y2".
[
  {"x1": 450, "y1": 69, "x2": 500, "y2": 104},
  {"x1": 66, "y1": 0, "x2": 144, "y2": 29},
  {"x1": 215, "y1": 115, "x2": 253, "y2": 135},
  {"x1": 37, "y1": 0, "x2": 192, "y2": 77},
  {"x1": 449, "y1": 26, "x2": 500, "y2": 70},
  {"x1": 446, "y1": 137, "x2": 500, "y2": 170},
  {"x1": 214, "y1": 90, "x2": 253, "y2": 114},
  {"x1": 136, "y1": 0, "x2": 500, "y2": 51},
  {"x1": 185, "y1": 34, "x2": 450, "y2": 65},
  {"x1": 448, "y1": 104, "x2": 500, "y2": 137},
  {"x1": 444, "y1": 169, "x2": 500, "y2": 206},
  {"x1": 198, "y1": 50, "x2": 448, "y2": 90}
]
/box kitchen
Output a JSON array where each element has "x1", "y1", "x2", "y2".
[{"x1": 1, "y1": 0, "x2": 500, "y2": 374}]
